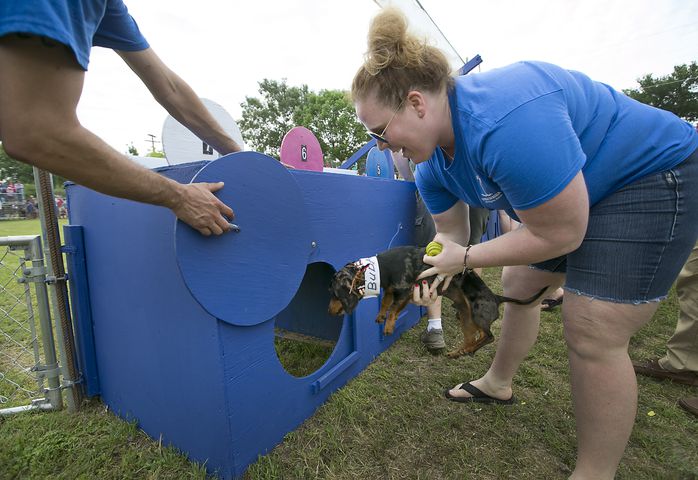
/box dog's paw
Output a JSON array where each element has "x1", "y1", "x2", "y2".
[
  {"x1": 447, "y1": 346, "x2": 479, "y2": 358},
  {"x1": 446, "y1": 348, "x2": 467, "y2": 359},
  {"x1": 448, "y1": 335, "x2": 494, "y2": 358},
  {"x1": 383, "y1": 324, "x2": 395, "y2": 335},
  {"x1": 375, "y1": 315, "x2": 386, "y2": 324}
]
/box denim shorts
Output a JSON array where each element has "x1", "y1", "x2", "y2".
[{"x1": 532, "y1": 147, "x2": 698, "y2": 304}]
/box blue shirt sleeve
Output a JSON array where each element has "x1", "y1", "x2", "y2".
[
  {"x1": 415, "y1": 155, "x2": 459, "y2": 215},
  {"x1": 482, "y1": 91, "x2": 585, "y2": 210},
  {"x1": 92, "y1": 0, "x2": 149, "y2": 51}
]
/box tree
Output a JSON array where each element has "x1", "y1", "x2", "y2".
[
  {"x1": 127, "y1": 141, "x2": 163, "y2": 160},
  {"x1": 126, "y1": 142, "x2": 140, "y2": 156},
  {"x1": 239, "y1": 79, "x2": 368, "y2": 166},
  {"x1": 0, "y1": 142, "x2": 67, "y2": 190},
  {"x1": 0, "y1": 142, "x2": 34, "y2": 183},
  {"x1": 239, "y1": 79, "x2": 309, "y2": 160},
  {"x1": 623, "y1": 62, "x2": 698, "y2": 122},
  {"x1": 294, "y1": 89, "x2": 371, "y2": 167}
]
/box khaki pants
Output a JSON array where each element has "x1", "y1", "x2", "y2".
[{"x1": 659, "y1": 242, "x2": 698, "y2": 373}]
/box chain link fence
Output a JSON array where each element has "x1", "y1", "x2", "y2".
[{"x1": 0, "y1": 235, "x2": 62, "y2": 414}]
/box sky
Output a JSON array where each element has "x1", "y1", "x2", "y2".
[{"x1": 77, "y1": 0, "x2": 698, "y2": 156}]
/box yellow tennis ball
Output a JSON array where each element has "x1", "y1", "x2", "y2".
[{"x1": 425, "y1": 241, "x2": 443, "y2": 256}]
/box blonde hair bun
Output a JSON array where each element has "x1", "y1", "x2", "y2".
[
  {"x1": 352, "y1": 6, "x2": 451, "y2": 106},
  {"x1": 364, "y1": 7, "x2": 427, "y2": 75}
]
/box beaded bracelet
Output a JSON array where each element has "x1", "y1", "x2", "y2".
[{"x1": 462, "y1": 244, "x2": 473, "y2": 274}]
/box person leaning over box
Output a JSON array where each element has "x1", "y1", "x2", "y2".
[
  {"x1": 351, "y1": 7, "x2": 698, "y2": 479},
  {"x1": 0, "y1": 0, "x2": 242, "y2": 236}
]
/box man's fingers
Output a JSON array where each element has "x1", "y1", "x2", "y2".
[
  {"x1": 221, "y1": 205, "x2": 234, "y2": 219},
  {"x1": 216, "y1": 199, "x2": 234, "y2": 220},
  {"x1": 213, "y1": 214, "x2": 233, "y2": 234},
  {"x1": 174, "y1": 182, "x2": 238, "y2": 236},
  {"x1": 203, "y1": 182, "x2": 235, "y2": 218},
  {"x1": 207, "y1": 181, "x2": 225, "y2": 193},
  {"x1": 442, "y1": 275, "x2": 453, "y2": 291},
  {"x1": 197, "y1": 181, "x2": 234, "y2": 219},
  {"x1": 208, "y1": 222, "x2": 224, "y2": 236}
]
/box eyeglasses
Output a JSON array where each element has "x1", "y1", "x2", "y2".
[{"x1": 366, "y1": 97, "x2": 406, "y2": 145}]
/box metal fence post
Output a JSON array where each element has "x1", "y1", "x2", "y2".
[
  {"x1": 27, "y1": 235, "x2": 63, "y2": 411},
  {"x1": 33, "y1": 167, "x2": 81, "y2": 411},
  {"x1": 0, "y1": 235, "x2": 63, "y2": 415}
]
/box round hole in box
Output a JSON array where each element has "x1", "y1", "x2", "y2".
[{"x1": 274, "y1": 262, "x2": 343, "y2": 378}]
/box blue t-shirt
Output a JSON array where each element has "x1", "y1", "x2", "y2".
[
  {"x1": 416, "y1": 61, "x2": 698, "y2": 220},
  {"x1": 0, "y1": 0, "x2": 149, "y2": 70}
]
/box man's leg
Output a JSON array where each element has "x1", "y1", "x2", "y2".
[
  {"x1": 468, "y1": 207, "x2": 490, "y2": 276},
  {"x1": 633, "y1": 243, "x2": 698, "y2": 385},
  {"x1": 424, "y1": 208, "x2": 490, "y2": 351},
  {"x1": 413, "y1": 192, "x2": 447, "y2": 350},
  {"x1": 420, "y1": 297, "x2": 445, "y2": 350},
  {"x1": 467, "y1": 207, "x2": 490, "y2": 246},
  {"x1": 660, "y1": 242, "x2": 698, "y2": 373}
]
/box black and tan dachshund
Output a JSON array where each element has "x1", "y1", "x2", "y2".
[{"x1": 329, "y1": 245, "x2": 547, "y2": 357}]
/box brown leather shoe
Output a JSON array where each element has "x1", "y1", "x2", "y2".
[
  {"x1": 632, "y1": 358, "x2": 698, "y2": 386},
  {"x1": 679, "y1": 397, "x2": 698, "y2": 418}
]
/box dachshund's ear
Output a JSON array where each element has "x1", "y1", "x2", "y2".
[
  {"x1": 352, "y1": 268, "x2": 366, "y2": 284},
  {"x1": 348, "y1": 267, "x2": 366, "y2": 295}
]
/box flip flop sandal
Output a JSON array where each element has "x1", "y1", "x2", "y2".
[
  {"x1": 541, "y1": 297, "x2": 563, "y2": 312},
  {"x1": 443, "y1": 382, "x2": 516, "y2": 405}
]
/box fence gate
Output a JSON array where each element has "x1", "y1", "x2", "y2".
[{"x1": 0, "y1": 235, "x2": 62, "y2": 415}]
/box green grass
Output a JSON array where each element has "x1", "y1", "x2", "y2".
[
  {"x1": 244, "y1": 270, "x2": 697, "y2": 480},
  {"x1": 0, "y1": 400, "x2": 208, "y2": 480},
  {"x1": 1, "y1": 220, "x2": 697, "y2": 479},
  {"x1": 275, "y1": 333, "x2": 335, "y2": 378},
  {"x1": 0, "y1": 218, "x2": 68, "y2": 238}
]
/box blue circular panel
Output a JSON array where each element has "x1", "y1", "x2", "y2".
[
  {"x1": 366, "y1": 146, "x2": 392, "y2": 178},
  {"x1": 175, "y1": 152, "x2": 311, "y2": 326}
]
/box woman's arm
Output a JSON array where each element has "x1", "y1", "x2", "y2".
[{"x1": 421, "y1": 171, "x2": 589, "y2": 277}]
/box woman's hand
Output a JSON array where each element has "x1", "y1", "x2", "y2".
[
  {"x1": 416, "y1": 234, "x2": 467, "y2": 296},
  {"x1": 412, "y1": 279, "x2": 440, "y2": 306},
  {"x1": 412, "y1": 272, "x2": 454, "y2": 305},
  {"x1": 419, "y1": 235, "x2": 466, "y2": 277}
]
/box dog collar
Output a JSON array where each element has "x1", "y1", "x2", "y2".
[{"x1": 354, "y1": 256, "x2": 381, "y2": 298}]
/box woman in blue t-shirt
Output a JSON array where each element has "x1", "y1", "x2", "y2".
[{"x1": 352, "y1": 7, "x2": 698, "y2": 479}]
